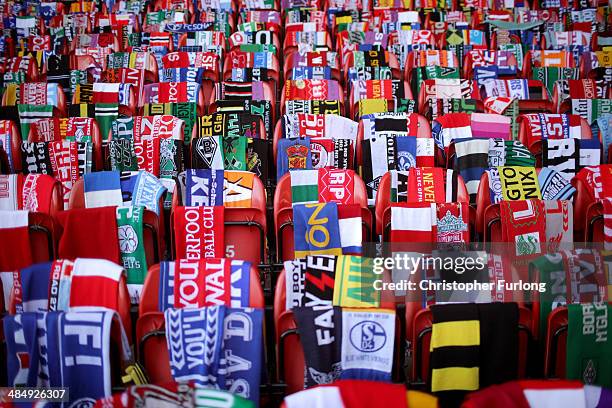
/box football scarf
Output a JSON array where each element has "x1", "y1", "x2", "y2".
[
  {"x1": 293, "y1": 305, "x2": 342, "y2": 388},
  {"x1": 545, "y1": 200, "x2": 573, "y2": 251},
  {"x1": 430, "y1": 303, "x2": 480, "y2": 394},
  {"x1": 196, "y1": 113, "x2": 262, "y2": 139},
  {"x1": 214, "y1": 99, "x2": 273, "y2": 140},
  {"x1": 158, "y1": 259, "x2": 250, "y2": 311},
  {"x1": 84, "y1": 171, "x2": 124, "y2": 208},
  {"x1": 290, "y1": 169, "x2": 355, "y2": 205},
  {"x1": 173, "y1": 206, "x2": 225, "y2": 260},
  {"x1": 69, "y1": 103, "x2": 120, "y2": 142},
  {"x1": 454, "y1": 138, "x2": 489, "y2": 205},
  {"x1": 430, "y1": 303, "x2": 519, "y2": 403},
  {"x1": 432, "y1": 112, "x2": 472, "y2": 151},
  {"x1": 223, "y1": 171, "x2": 254, "y2": 208},
  {"x1": 407, "y1": 167, "x2": 446, "y2": 203},
  {"x1": 497, "y1": 166, "x2": 541, "y2": 201},
  {"x1": 500, "y1": 200, "x2": 546, "y2": 256},
  {"x1": 5, "y1": 310, "x2": 130, "y2": 405},
  {"x1": 191, "y1": 136, "x2": 225, "y2": 170},
  {"x1": 96, "y1": 383, "x2": 197, "y2": 408},
  {"x1": 284, "y1": 258, "x2": 307, "y2": 310},
  {"x1": 143, "y1": 102, "x2": 198, "y2": 144},
  {"x1": 164, "y1": 306, "x2": 263, "y2": 403},
  {"x1": 117, "y1": 206, "x2": 147, "y2": 303},
  {"x1": 332, "y1": 256, "x2": 379, "y2": 307},
  {"x1": 538, "y1": 168, "x2": 576, "y2": 200},
  {"x1": 293, "y1": 203, "x2": 343, "y2": 258},
  {"x1": 436, "y1": 202, "x2": 470, "y2": 245},
  {"x1": 567, "y1": 303, "x2": 611, "y2": 387},
  {"x1": 390, "y1": 203, "x2": 436, "y2": 243},
  {"x1": 71, "y1": 258, "x2": 125, "y2": 312},
  {"x1": 488, "y1": 139, "x2": 536, "y2": 168},
  {"x1": 542, "y1": 139, "x2": 580, "y2": 181},
  {"x1": 57, "y1": 207, "x2": 121, "y2": 262},
  {"x1": 339, "y1": 308, "x2": 395, "y2": 381},
  {"x1": 0, "y1": 174, "x2": 55, "y2": 213},
  {"x1": 276, "y1": 138, "x2": 312, "y2": 179},
  {"x1": 532, "y1": 67, "x2": 580, "y2": 97},
  {"x1": 17, "y1": 104, "x2": 54, "y2": 139},
  {"x1": 520, "y1": 114, "x2": 583, "y2": 146},
  {"x1": 48, "y1": 141, "x2": 81, "y2": 209},
  {"x1": 0, "y1": 211, "x2": 32, "y2": 273},
  {"x1": 285, "y1": 100, "x2": 342, "y2": 115},
  {"x1": 183, "y1": 169, "x2": 224, "y2": 206}
]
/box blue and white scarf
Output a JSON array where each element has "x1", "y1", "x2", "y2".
[
  {"x1": 164, "y1": 306, "x2": 263, "y2": 404},
  {"x1": 182, "y1": 169, "x2": 224, "y2": 206},
  {"x1": 5, "y1": 309, "x2": 130, "y2": 407},
  {"x1": 120, "y1": 171, "x2": 167, "y2": 215}
]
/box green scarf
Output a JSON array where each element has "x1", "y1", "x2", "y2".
[{"x1": 116, "y1": 206, "x2": 148, "y2": 303}]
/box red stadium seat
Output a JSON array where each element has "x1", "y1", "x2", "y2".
[{"x1": 544, "y1": 307, "x2": 568, "y2": 379}]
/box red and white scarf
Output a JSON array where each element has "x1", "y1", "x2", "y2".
[{"x1": 173, "y1": 206, "x2": 225, "y2": 260}]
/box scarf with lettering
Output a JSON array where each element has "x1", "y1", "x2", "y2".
[
  {"x1": 182, "y1": 169, "x2": 224, "y2": 207},
  {"x1": 0, "y1": 174, "x2": 55, "y2": 213},
  {"x1": 290, "y1": 169, "x2": 356, "y2": 205},
  {"x1": 69, "y1": 103, "x2": 120, "y2": 142},
  {"x1": 13, "y1": 258, "x2": 124, "y2": 313},
  {"x1": 436, "y1": 202, "x2": 470, "y2": 245},
  {"x1": 495, "y1": 166, "x2": 542, "y2": 202},
  {"x1": 575, "y1": 166, "x2": 612, "y2": 248},
  {"x1": 158, "y1": 259, "x2": 251, "y2": 311},
  {"x1": 284, "y1": 100, "x2": 342, "y2": 116},
  {"x1": 17, "y1": 104, "x2": 54, "y2": 139},
  {"x1": 143, "y1": 102, "x2": 198, "y2": 144},
  {"x1": 554, "y1": 80, "x2": 609, "y2": 112},
  {"x1": 214, "y1": 99, "x2": 273, "y2": 141},
  {"x1": 5, "y1": 309, "x2": 130, "y2": 405},
  {"x1": 164, "y1": 306, "x2": 263, "y2": 403},
  {"x1": 532, "y1": 67, "x2": 580, "y2": 98},
  {"x1": 500, "y1": 199, "x2": 546, "y2": 256},
  {"x1": 566, "y1": 303, "x2": 612, "y2": 388},
  {"x1": 293, "y1": 302, "x2": 341, "y2": 388},
  {"x1": 20, "y1": 140, "x2": 82, "y2": 210},
  {"x1": 173, "y1": 206, "x2": 225, "y2": 260},
  {"x1": 117, "y1": 206, "x2": 147, "y2": 303},
  {"x1": 520, "y1": 114, "x2": 583, "y2": 147},
  {"x1": 538, "y1": 168, "x2": 576, "y2": 200},
  {"x1": 332, "y1": 255, "x2": 379, "y2": 308},
  {"x1": 338, "y1": 308, "x2": 395, "y2": 382},
  {"x1": 195, "y1": 113, "x2": 262, "y2": 139},
  {"x1": 542, "y1": 139, "x2": 582, "y2": 182},
  {"x1": 293, "y1": 203, "x2": 343, "y2": 258}
]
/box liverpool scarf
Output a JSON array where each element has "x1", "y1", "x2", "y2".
[
  {"x1": 436, "y1": 202, "x2": 470, "y2": 245},
  {"x1": 567, "y1": 303, "x2": 611, "y2": 387},
  {"x1": 545, "y1": 200, "x2": 574, "y2": 251},
  {"x1": 173, "y1": 206, "x2": 225, "y2": 260},
  {"x1": 500, "y1": 199, "x2": 547, "y2": 256},
  {"x1": 117, "y1": 206, "x2": 147, "y2": 303},
  {"x1": 158, "y1": 259, "x2": 250, "y2": 310}
]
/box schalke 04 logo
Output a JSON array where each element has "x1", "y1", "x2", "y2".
[{"x1": 349, "y1": 320, "x2": 387, "y2": 352}]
